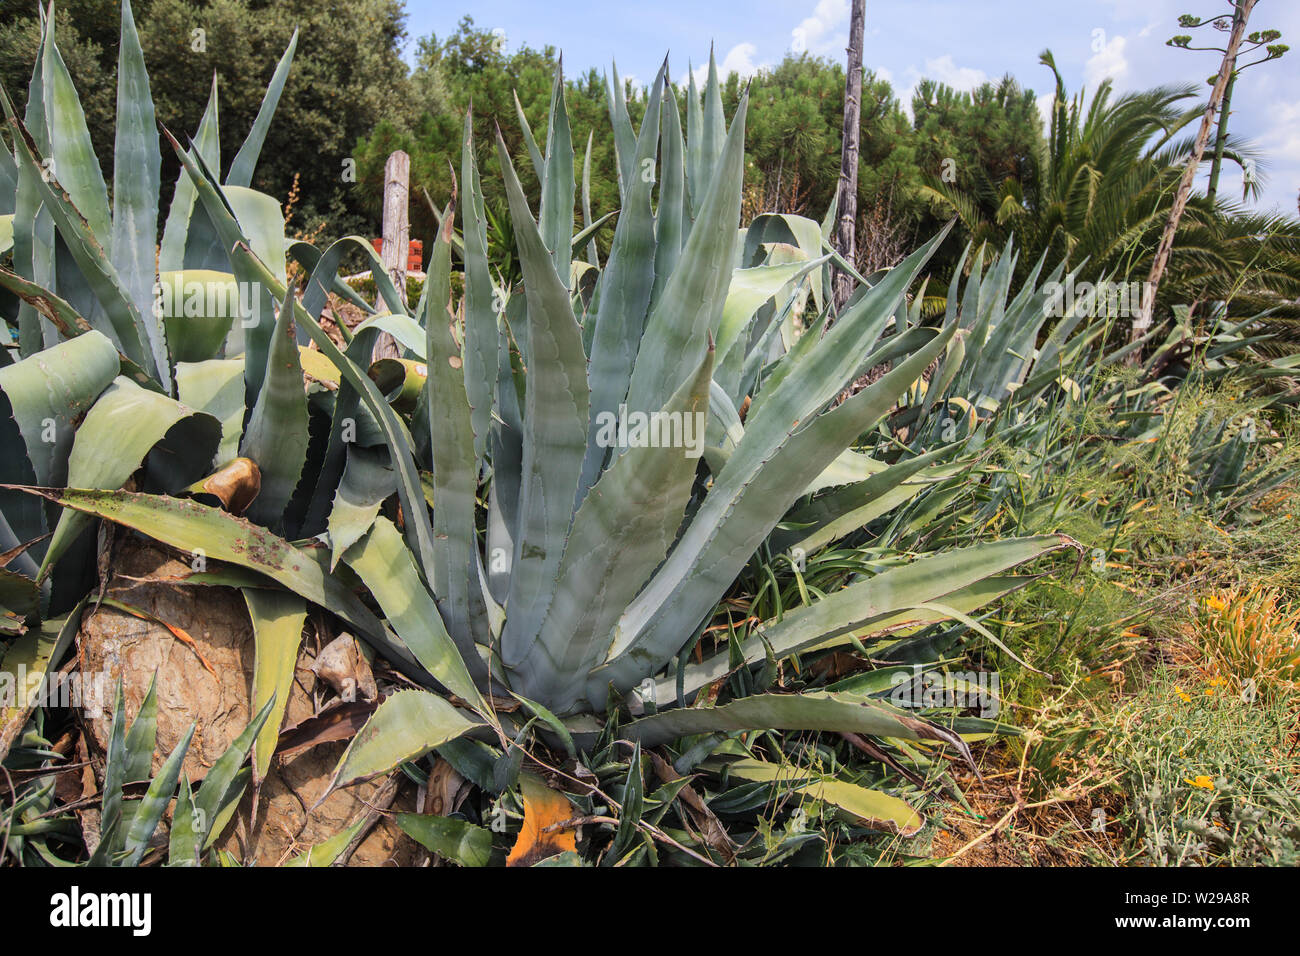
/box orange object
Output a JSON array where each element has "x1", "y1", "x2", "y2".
[
  {"x1": 370, "y1": 238, "x2": 423, "y2": 272},
  {"x1": 505, "y1": 774, "x2": 578, "y2": 866}
]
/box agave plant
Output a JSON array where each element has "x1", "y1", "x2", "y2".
[{"x1": 1, "y1": 9, "x2": 1086, "y2": 863}]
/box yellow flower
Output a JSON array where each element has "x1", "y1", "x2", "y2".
[
  {"x1": 1185, "y1": 775, "x2": 1215, "y2": 790},
  {"x1": 1204, "y1": 595, "x2": 1227, "y2": 612},
  {"x1": 1175, "y1": 686, "x2": 1192, "y2": 702}
]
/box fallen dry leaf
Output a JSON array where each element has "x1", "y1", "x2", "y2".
[{"x1": 505, "y1": 773, "x2": 578, "y2": 867}]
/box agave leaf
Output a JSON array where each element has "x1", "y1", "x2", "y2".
[
  {"x1": 460, "y1": 110, "x2": 497, "y2": 464},
  {"x1": 240, "y1": 291, "x2": 308, "y2": 528},
  {"x1": 326, "y1": 445, "x2": 394, "y2": 570},
  {"x1": 527, "y1": 344, "x2": 713, "y2": 711},
  {"x1": 0, "y1": 568, "x2": 38, "y2": 621},
  {"x1": 720, "y1": 758, "x2": 923, "y2": 836},
  {"x1": 352, "y1": 313, "x2": 426, "y2": 358},
  {"x1": 715, "y1": 256, "x2": 828, "y2": 402},
  {"x1": 298, "y1": 329, "x2": 376, "y2": 536},
  {"x1": 684, "y1": 65, "x2": 703, "y2": 216},
  {"x1": 221, "y1": 239, "x2": 439, "y2": 580},
  {"x1": 752, "y1": 226, "x2": 950, "y2": 425},
  {"x1": 122, "y1": 723, "x2": 194, "y2": 866},
  {"x1": 158, "y1": 77, "x2": 219, "y2": 273},
  {"x1": 175, "y1": 359, "x2": 245, "y2": 466},
  {"x1": 652, "y1": 82, "x2": 686, "y2": 304},
  {"x1": 494, "y1": 132, "x2": 590, "y2": 670},
  {"x1": 324, "y1": 689, "x2": 483, "y2": 795},
  {"x1": 155, "y1": 269, "x2": 239, "y2": 363},
  {"x1": 0, "y1": 329, "x2": 119, "y2": 487},
  {"x1": 109, "y1": 0, "x2": 165, "y2": 388},
  {"x1": 226, "y1": 28, "x2": 299, "y2": 188},
  {"x1": 297, "y1": 236, "x2": 404, "y2": 320},
  {"x1": 509, "y1": 691, "x2": 575, "y2": 758},
  {"x1": 0, "y1": 142, "x2": 15, "y2": 213},
  {"x1": 423, "y1": 203, "x2": 481, "y2": 651},
  {"x1": 742, "y1": 213, "x2": 827, "y2": 310},
  {"x1": 40, "y1": 15, "x2": 111, "y2": 249},
  {"x1": 344, "y1": 517, "x2": 485, "y2": 709},
  {"x1": 578, "y1": 62, "x2": 665, "y2": 504},
  {"x1": 778, "y1": 448, "x2": 964, "y2": 554},
  {"x1": 698, "y1": 47, "x2": 727, "y2": 204},
  {"x1": 598, "y1": 321, "x2": 957, "y2": 698},
  {"x1": 283, "y1": 817, "x2": 366, "y2": 866},
  {"x1": 0, "y1": 267, "x2": 156, "y2": 390},
  {"x1": 0, "y1": 330, "x2": 119, "y2": 560},
  {"x1": 167, "y1": 774, "x2": 201, "y2": 866},
  {"x1": 512, "y1": 89, "x2": 545, "y2": 179},
  {"x1": 605, "y1": 740, "x2": 643, "y2": 863},
  {"x1": 395, "y1": 812, "x2": 493, "y2": 867},
  {"x1": 624, "y1": 690, "x2": 973, "y2": 757},
  {"x1": 0, "y1": 84, "x2": 150, "y2": 367},
  {"x1": 625, "y1": 88, "x2": 746, "y2": 417},
  {"x1": 222, "y1": 185, "x2": 287, "y2": 388},
  {"x1": 579, "y1": 130, "x2": 599, "y2": 268},
  {"x1": 244, "y1": 588, "x2": 306, "y2": 786},
  {"x1": 40, "y1": 376, "x2": 221, "y2": 578},
  {"x1": 11, "y1": 33, "x2": 54, "y2": 358},
  {"x1": 671, "y1": 538, "x2": 1072, "y2": 700},
  {"x1": 193, "y1": 696, "x2": 275, "y2": 849},
  {"x1": 122, "y1": 675, "x2": 160, "y2": 787},
  {"x1": 0, "y1": 602, "x2": 82, "y2": 763},
  {"x1": 606, "y1": 63, "x2": 636, "y2": 195},
  {"x1": 803, "y1": 447, "x2": 888, "y2": 495},
  {"x1": 17, "y1": 487, "x2": 426, "y2": 671},
  {"x1": 87, "y1": 681, "x2": 128, "y2": 866},
  {"x1": 538, "y1": 59, "x2": 575, "y2": 279}
]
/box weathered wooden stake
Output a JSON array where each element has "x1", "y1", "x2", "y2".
[
  {"x1": 374, "y1": 149, "x2": 410, "y2": 362},
  {"x1": 831, "y1": 0, "x2": 866, "y2": 313}
]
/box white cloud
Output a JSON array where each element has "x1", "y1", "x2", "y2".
[
  {"x1": 889, "y1": 57, "x2": 987, "y2": 121},
  {"x1": 792, "y1": 0, "x2": 850, "y2": 56},
  {"x1": 1036, "y1": 91, "x2": 1056, "y2": 131},
  {"x1": 694, "y1": 42, "x2": 765, "y2": 84},
  {"x1": 921, "y1": 55, "x2": 989, "y2": 92},
  {"x1": 1085, "y1": 34, "x2": 1129, "y2": 88},
  {"x1": 719, "y1": 42, "x2": 763, "y2": 79}
]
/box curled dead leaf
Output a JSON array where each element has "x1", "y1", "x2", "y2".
[{"x1": 190, "y1": 458, "x2": 262, "y2": 515}]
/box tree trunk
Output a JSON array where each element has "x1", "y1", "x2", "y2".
[
  {"x1": 1131, "y1": 0, "x2": 1254, "y2": 356},
  {"x1": 831, "y1": 0, "x2": 866, "y2": 313},
  {"x1": 374, "y1": 149, "x2": 409, "y2": 363},
  {"x1": 1206, "y1": 69, "x2": 1236, "y2": 205}
]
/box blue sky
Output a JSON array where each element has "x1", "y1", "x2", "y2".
[{"x1": 403, "y1": 0, "x2": 1299, "y2": 218}]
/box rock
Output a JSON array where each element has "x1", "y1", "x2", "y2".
[
  {"x1": 78, "y1": 537, "x2": 418, "y2": 866},
  {"x1": 310, "y1": 633, "x2": 377, "y2": 702}
]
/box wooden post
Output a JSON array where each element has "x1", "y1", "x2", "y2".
[
  {"x1": 374, "y1": 149, "x2": 409, "y2": 362},
  {"x1": 831, "y1": 0, "x2": 866, "y2": 313}
]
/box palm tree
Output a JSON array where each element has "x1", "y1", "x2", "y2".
[{"x1": 919, "y1": 50, "x2": 1297, "y2": 323}]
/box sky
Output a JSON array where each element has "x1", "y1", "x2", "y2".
[{"x1": 402, "y1": 0, "x2": 1300, "y2": 218}]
